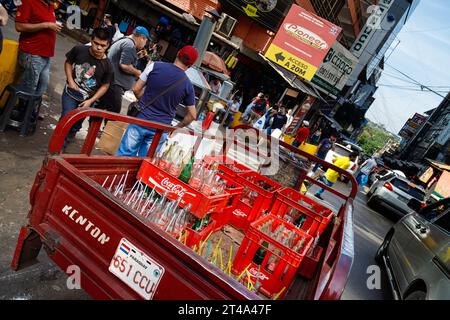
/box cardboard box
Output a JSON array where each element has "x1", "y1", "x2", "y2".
[{"x1": 97, "y1": 121, "x2": 128, "y2": 155}]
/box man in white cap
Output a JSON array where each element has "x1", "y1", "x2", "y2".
[{"x1": 292, "y1": 120, "x2": 310, "y2": 148}]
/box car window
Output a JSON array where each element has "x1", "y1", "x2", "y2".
[
  {"x1": 390, "y1": 178, "x2": 425, "y2": 200},
  {"x1": 434, "y1": 211, "x2": 450, "y2": 233},
  {"x1": 420, "y1": 199, "x2": 450, "y2": 222}
]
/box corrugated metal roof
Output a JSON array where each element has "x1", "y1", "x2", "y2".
[{"x1": 427, "y1": 159, "x2": 450, "y2": 172}]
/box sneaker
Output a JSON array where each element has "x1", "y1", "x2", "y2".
[{"x1": 314, "y1": 194, "x2": 324, "y2": 200}]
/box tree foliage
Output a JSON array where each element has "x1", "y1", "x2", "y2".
[{"x1": 357, "y1": 121, "x2": 400, "y2": 156}]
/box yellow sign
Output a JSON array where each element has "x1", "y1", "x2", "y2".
[
  {"x1": 264, "y1": 44, "x2": 318, "y2": 81},
  {"x1": 242, "y1": 4, "x2": 259, "y2": 18}
]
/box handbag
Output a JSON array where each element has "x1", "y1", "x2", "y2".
[{"x1": 127, "y1": 76, "x2": 188, "y2": 117}]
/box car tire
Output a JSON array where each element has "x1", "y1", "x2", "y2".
[
  {"x1": 375, "y1": 228, "x2": 394, "y2": 264},
  {"x1": 405, "y1": 290, "x2": 426, "y2": 300}
]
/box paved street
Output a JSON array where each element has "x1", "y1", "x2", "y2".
[{"x1": 0, "y1": 18, "x2": 397, "y2": 300}]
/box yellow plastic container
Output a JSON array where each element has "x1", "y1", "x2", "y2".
[
  {"x1": 0, "y1": 39, "x2": 19, "y2": 108},
  {"x1": 299, "y1": 143, "x2": 318, "y2": 156},
  {"x1": 231, "y1": 111, "x2": 243, "y2": 128}
]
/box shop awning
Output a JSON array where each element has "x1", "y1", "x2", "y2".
[
  {"x1": 319, "y1": 112, "x2": 344, "y2": 132},
  {"x1": 258, "y1": 53, "x2": 326, "y2": 101},
  {"x1": 425, "y1": 159, "x2": 450, "y2": 172}
]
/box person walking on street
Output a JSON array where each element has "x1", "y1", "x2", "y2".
[
  {"x1": 102, "y1": 26, "x2": 149, "y2": 115},
  {"x1": 0, "y1": 2, "x2": 8, "y2": 54},
  {"x1": 241, "y1": 92, "x2": 263, "y2": 121},
  {"x1": 15, "y1": 0, "x2": 61, "y2": 96},
  {"x1": 356, "y1": 157, "x2": 378, "y2": 188},
  {"x1": 225, "y1": 95, "x2": 241, "y2": 128},
  {"x1": 314, "y1": 152, "x2": 358, "y2": 200},
  {"x1": 60, "y1": 27, "x2": 113, "y2": 148},
  {"x1": 101, "y1": 13, "x2": 115, "y2": 44},
  {"x1": 292, "y1": 121, "x2": 310, "y2": 148},
  {"x1": 309, "y1": 128, "x2": 322, "y2": 145},
  {"x1": 116, "y1": 45, "x2": 198, "y2": 157},
  {"x1": 266, "y1": 106, "x2": 287, "y2": 136},
  {"x1": 310, "y1": 135, "x2": 337, "y2": 174}
]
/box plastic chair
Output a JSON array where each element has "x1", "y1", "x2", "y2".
[{"x1": 0, "y1": 85, "x2": 42, "y2": 137}]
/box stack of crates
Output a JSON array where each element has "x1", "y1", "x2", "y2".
[
  {"x1": 232, "y1": 214, "x2": 313, "y2": 299},
  {"x1": 230, "y1": 172, "x2": 282, "y2": 231},
  {"x1": 270, "y1": 187, "x2": 334, "y2": 237}
]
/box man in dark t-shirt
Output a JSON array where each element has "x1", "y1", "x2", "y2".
[
  {"x1": 60, "y1": 27, "x2": 113, "y2": 146},
  {"x1": 116, "y1": 45, "x2": 198, "y2": 157},
  {"x1": 311, "y1": 135, "x2": 336, "y2": 173},
  {"x1": 266, "y1": 107, "x2": 288, "y2": 136}
]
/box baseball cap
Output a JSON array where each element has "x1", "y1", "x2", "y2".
[
  {"x1": 134, "y1": 26, "x2": 150, "y2": 39},
  {"x1": 177, "y1": 45, "x2": 199, "y2": 66},
  {"x1": 303, "y1": 121, "x2": 310, "y2": 127}
]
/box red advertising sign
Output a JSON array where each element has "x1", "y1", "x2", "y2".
[{"x1": 265, "y1": 5, "x2": 341, "y2": 81}]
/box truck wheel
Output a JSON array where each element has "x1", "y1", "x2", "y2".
[{"x1": 405, "y1": 290, "x2": 426, "y2": 300}]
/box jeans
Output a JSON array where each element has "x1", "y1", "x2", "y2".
[
  {"x1": 356, "y1": 173, "x2": 369, "y2": 187},
  {"x1": 116, "y1": 124, "x2": 168, "y2": 157},
  {"x1": 61, "y1": 87, "x2": 85, "y2": 135},
  {"x1": 241, "y1": 103, "x2": 254, "y2": 119},
  {"x1": 17, "y1": 50, "x2": 51, "y2": 97},
  {"x1": 292, "y1": 140, "x2": 301, "y2": 148},
  {"x1": 315, "y1": 176, "x2": 334, "y2": 196},
  {"x1": 312, "y1": 153, "x2": 326, "y2": 173}
]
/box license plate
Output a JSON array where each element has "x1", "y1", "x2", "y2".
[{"x1": 109, "y1": 238, "x2": 165, "y2": 300}]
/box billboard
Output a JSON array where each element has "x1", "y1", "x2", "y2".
[
  {"x1": 311, "y1": 42, "x2": 358, "y2": 97},
  {"x1": 222, "y1": 0, "x2": 295, "y2": 32},
  {"x1": 264, "y1": 5, "x2": 341, "y2": 81}
]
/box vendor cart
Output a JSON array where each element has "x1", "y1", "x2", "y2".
[{"x1": 11, "y1": 109, "x2": 357, "y2": 300}]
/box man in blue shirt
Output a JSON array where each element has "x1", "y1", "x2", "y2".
[
  {"x1": 116, "y1": 45, "x2": 198, "y2": 157},
  {"x1": 311, "y1": 135, "x2": 336, "y2": 173}
]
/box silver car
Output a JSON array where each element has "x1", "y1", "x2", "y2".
[
  {"x1": 367, "y1": 173, "x2": 426, "y2": 215},
  {"x1": 376, "y1": 198, "x2": 450, "y2": 300}
]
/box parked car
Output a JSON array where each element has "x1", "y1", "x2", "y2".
[
  {"x1": 367, "y1": 173, "x2": 426, "y2": 215},
  {"x1": 376, "y1": 197, "x2": 450, "y2": 300},
  {"x1": 368, "y1": 169, "x2": 406, "y2": 188}
]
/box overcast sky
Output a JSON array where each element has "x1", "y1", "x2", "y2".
[{"x1": 366, "y1": 0, "x2": 450, "y2": 134}]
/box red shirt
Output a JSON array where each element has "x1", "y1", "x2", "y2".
[
  {"x1": 295, "y1": 127, "x2": 310, "y2": 143},
  {"x1": 15, "y1": 0, "x2": 57, "y2": 57}
]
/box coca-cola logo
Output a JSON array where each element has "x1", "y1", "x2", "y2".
[
  {"x1": 248, "y1": 267, "x2": 269, "y2": 281},
  {"x1": 148, "y1": 177, "x2": 197, "y2": 198},
  {"x1": 233, "y1": 209, "x2": 248, "y2": 218}
]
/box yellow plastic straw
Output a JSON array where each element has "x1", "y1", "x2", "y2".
[
  {"x1": 200, "y1": 231, "x2": 214, "y2": 251},
  {"x1": 193, "y1": 244, "x2": 197, "y2": 252},
  {"x1": 184, "y1": 231, "x2": 187, "y2": 245},
  {"x1": 237, "y1": 263, "x2": 251, "y2": 282},
  {"x1": 246, "y1": 271, "x2": 254, "y2": 291},
  {"x1": 227, "y1": 245, "x2": 233, "y2": 275},
  {"x1": 219, "y1": 248, "x2": 224, "y2": 270},
  {"x1": 273, "y1": 287, "x2": 286, "y2": 300}
]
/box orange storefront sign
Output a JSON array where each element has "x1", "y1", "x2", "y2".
[{"x1": 265, "y1": 5, "x2": 341, "y2": 81}]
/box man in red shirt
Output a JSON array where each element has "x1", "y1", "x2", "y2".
[
  {"x1": 15, "y1": 0, "x2": 61, "y2": 96},
  {"x1": 293, "y1": 121, "x2": 310, "y2": 147}
]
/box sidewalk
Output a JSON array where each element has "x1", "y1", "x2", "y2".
[{"x1": 0, "y1": 19, "x2": 91, "y2": 299}]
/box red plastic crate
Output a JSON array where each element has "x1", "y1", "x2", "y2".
[
  {"x1": 297, "y1": 246, "x2": 324, "y2": 280},
  {"x1": 210, "y1": 173, "x2": 244, "y2": 230},
  {"x1": 203, "y1": 155, "x2": 253, "y2": 178},
  {"x1": 229, "y1": 171, "x2": 282, "y2": 231},
  {"x1": 137, "y1": 160, "x2": 237, "y2": 219},
  {"x1": 270, "y1": 187, "x2": 334, "y2": 237},
  {"x1": 184, "y1": 219, "x2": 218, "y2": 249},
  {"x1": 232, "y1": 214, "x2": 313, "y2": 299}
]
